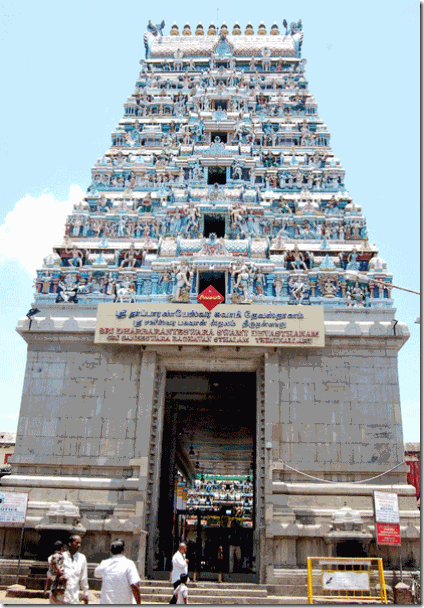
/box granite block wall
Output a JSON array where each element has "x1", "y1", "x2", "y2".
[
  {"x1": 12, "y1": 343, "x2": 142, "y2": 475},
  {"x1": 267, "y1": 343, "x2": 404, "y2": 473}
]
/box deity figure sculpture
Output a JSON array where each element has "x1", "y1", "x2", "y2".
[
  {"x1": 116, "y1": 216, "x2": 127, "y2": 237},
  {"x1": 233, "y1": 119, "x2": 244, "y2": 142},
  {"x1": 346, "y1": 248, "x2": 360, "y2": 271},
  {"x1": 192, "y1": 159, "x2": 203, "y2": 180},
  {"x1": 72, "y1": 216, "x2": 83, "y2": 237},
  {"x1": 172, "y1": 261, "x2": 193, "y2": 302},
  {"x1": 229, "y1": 203, "x2": 246, "y2": 225},
  {"x1": 231, "y1": 259, "x2": 253, "y2": 304},
  {"x1": 232, "y1": 161, "x2": 243, "y2": 180},
  {"x1": 319, "y1": 276, "x2": 339, "y2": 298},
  {"x1": 288, "y1": 274, "x2": 310, "y2": 304},
  {"x1": 254, "y1": 271, "x2": 265, "y2": 296},
  {"x1": 121, "y1": 243, "x2": 141, "y2": 269},
  {"x1": 104, "y1": 272, "x2": 117, "y2": 296},
  {"x1": 291, "y1": 244, "x2": 308, "y2": 271},
  {"x1": 56, "y1": 276, "x2": 80, "y2": 303},
  {"x1": 159, "y1": 271, "x2": 171, "y2": 295},
  {"x1": 114, "y1": 279, "x2": 135, "y2": 303},
  {"x1": 184, "y1": 203, "x2": 200, "y2": 234},
  {"x1": 246, "y1": 213, "x2": 260, "y2": 235},
  {"x1": 347, "y1": 283, "x2": 367, "y2": 307},
  {"x1": 64, "y1": 245, "x2": 84, "y2": 268},
  {"x1": 273, "y1": 275, "x2": 283, "y2": 298}
]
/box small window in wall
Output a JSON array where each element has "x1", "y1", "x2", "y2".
[
  {"x1": 4, "y1": 453, "x2": 12, "y2": 464},
  {"x1": 214, "y1": 100, "x2": 228, "y2": 111},
  {"x1": 204, "y1": 214, "x2": 225, "y2": 238},
  {"x1": 211, "y1": 132, "x2": 227, "y2": 143},
  {"x1": 198, "y1": 271, "x2": 226, "y2": 301},
  {"x1": 207, "y1": 167, "x2": 226, "y2": 185}
]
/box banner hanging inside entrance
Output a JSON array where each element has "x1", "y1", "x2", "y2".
[{"x1": 95, "y1": 303, "x2": 325, "y2": 347}]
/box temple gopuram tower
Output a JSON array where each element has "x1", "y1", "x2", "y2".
[{"x1": 3, "y1": 19, "x2": 419, "y2": 583}]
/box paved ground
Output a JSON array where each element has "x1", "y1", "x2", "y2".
[{"x1": 0, "y1": 590, "x2": 163, "y2": 605}]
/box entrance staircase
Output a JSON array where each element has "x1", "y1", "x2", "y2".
[
  {"x1": 128, "y1": 580, "x2": 307, "y2": 604},
  {"x1": 1, "y1": 560, "x2": 406, "y2": 603}
]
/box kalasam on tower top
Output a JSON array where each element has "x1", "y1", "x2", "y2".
[{"x1": 3, "y1": 18, "x2": 419, "y2": 582}]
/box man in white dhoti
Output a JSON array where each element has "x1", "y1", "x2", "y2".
[{"x1": 171, "y1": 542, "x2": 189, "y2": 589}]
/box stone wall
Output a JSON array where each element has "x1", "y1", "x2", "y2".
[
  {"x1": 12, "y1": 340, "x2": 141, "y2": 477},
  {"x1": 0, "y1": 304, "x2": 419, "y2": 579}
]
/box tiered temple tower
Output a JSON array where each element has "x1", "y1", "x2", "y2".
[
  {"x1": 5, "y1": 20, "x2": 419, "y2": 582},
  {"x1": 35, "y1": 20, "x2": 391, "y2": 309}
]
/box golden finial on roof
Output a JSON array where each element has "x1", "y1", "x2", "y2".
[
  {"x1": 270, "y1": 22, "x2": 279, "y2": 35},
  {"x1": 232, "y1": 21, "x2": 242, "y2": 35},
  {"x1": 245, "y1": 22, "x2": 254, "y2": 35},
  {"x1": 258, "y1": 21, "x2": 267, "y2": 35},
  {"x1": 170, "y1": 22, "x2": 179, "y2": 36},
  {"x1": 207, "y1": 22, "x2": 217, "y2": 35},
  {"x1": 195, "y1": 22, "x2": 204, "y2": 35},
  {"x1": 182, "y1": 22, "x2": 192, "y2": 36},
  {"x1": 220, "y1": 22, "x2": 228, "y2": 35}
]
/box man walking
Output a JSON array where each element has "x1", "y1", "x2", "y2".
[
  {"x1": 94, "y1": 539, "x2": 141, "y2": 604},
  {"x1": 63, "y1": 535, "x2": 89, "y2": 604},
  {"x1": 172, "y1": 542, "x2": 189, "y2": 589}
]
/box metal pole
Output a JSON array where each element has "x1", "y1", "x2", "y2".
[
  {"x1": 15, "y1": 524, "x2": 25, "y2": 585},
  {"x1": 350, "y1": 273, "x2": 420, "y2": 296},
  {"x1": 399, "y1": 545, "x2": 403, "y2": 582}
]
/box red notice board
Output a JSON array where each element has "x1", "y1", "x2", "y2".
[{"x1": 376, "y1": 522, "x2": 401, "y2": 546}]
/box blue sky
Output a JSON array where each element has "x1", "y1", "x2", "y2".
[{"x1": 0, "y1": 0, "x2": 419, "y2": 441}]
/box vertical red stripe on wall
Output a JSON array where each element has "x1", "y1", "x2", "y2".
[{"x1": 406, "y1": 460, "x2": 420, "y2": 499}]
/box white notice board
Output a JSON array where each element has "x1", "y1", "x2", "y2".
[
  {"x1": 0, "y1": 492, "x2": 29, "y2": 524},
  {"x1": 374, "y1": 491, "x2": 400, "y2": 523},
  {"x1": 322, "y1": 571, "x2": 370, "y2": 591}
]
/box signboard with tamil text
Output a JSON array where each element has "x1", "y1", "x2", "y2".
[
  {"x1": 94, "y1": 303, "x2": 325, "y2": 348},
  {"x1": 0, "y1": 492, "x2": 29, "y2": 525}
]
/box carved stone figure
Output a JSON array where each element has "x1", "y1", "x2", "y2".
[
  {"x1": 159, "y1": 271, "x2": 171, "y2": 295},
  {"x1": 64, "y1": 245, "x2": 84, "y2": 268},
  {"x1": 121, "y1": 243, "x2": 141, "y2": 268},
  {"x1": 291, "y1": 244, "x2": 308, "y2": 271},
  {"x1": 171, "y1": 261, "x2": 193, "y2": 302},
  {"x1": 319, "y1": 275, "x2": 339, "y2": 298},
  {"x1": 273, "y1": 276, "x2": 283, "y2": 298},
  {"x1": 56, "y1": 276, "x2": 80, "y2": 303},
  {"x1": 114, "y1": 279, "x2": 135, "y2": 303},
  {"x1": 254, "y1": 271, "x2": 265, "y2": 296},
  {"x1": 288, "y1": 274, "x2": 310, "y2": 304},
  {"x1": 231, "y1": 259, "x2": 253, "y2": 304}
]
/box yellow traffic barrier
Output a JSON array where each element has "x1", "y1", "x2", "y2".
[{"x1": 306, "y1": 557, "x2": 387, "y2": 604}]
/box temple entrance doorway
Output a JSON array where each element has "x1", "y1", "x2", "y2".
[{"x1": 156, "y1": 371, "x2": 257, "y2": 582}]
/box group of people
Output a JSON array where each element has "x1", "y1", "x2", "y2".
[
  {"x1": 171, "y1": 542, "x2": 190, "y2": 604},
  {"x1": 46, "y1": 535, "x2": 191, "y2": 604},
  {"x1": 45, "y1": 535, "x2": 141, "y2": 604}
]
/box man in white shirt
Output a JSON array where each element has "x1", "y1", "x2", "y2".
[
  {"x1": 94, "y1": 539, "x2": 141, "y2": 604},
  {"x1": 171, "y1": 542, "x2": 189, "y2": 589},
  {"x1": 62, "y1": 535, "x2": 89, "y2": 604}
]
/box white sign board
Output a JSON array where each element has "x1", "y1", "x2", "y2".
[
  {"x1": 374, "y1": 491, "x2": 400, "y2": 524},
  {"x1": 0, "y1": 492, "x2": 28, "y2": 524},
  {"x1": 322, "y1": 571, "x2": 370, "y2": 591},
  {"x1": 94, "y1": 303, "x2": 325, "y2": 348}
]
